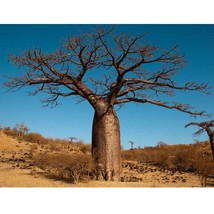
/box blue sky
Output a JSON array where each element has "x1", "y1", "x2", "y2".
[{"x1": 0, "y1": 24, "x2": 214, "y2": 149}]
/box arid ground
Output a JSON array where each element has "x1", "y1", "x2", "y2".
[{"x1": 1, "y1": 130, "x2": 208, "y2": 187}]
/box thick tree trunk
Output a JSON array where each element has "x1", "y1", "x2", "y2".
[
  {"x1": 208, "y1": 133, "x2": 214, "y2": 160},
  {"x1": 92, "y1": 103, "x2": 121, "y2": 181}
]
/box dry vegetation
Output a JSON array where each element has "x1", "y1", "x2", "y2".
[
  {"x1": 122, "y1": 142, "x2": 214, "y2": 187},
  {"x1": 0, "y1": 124, "x2": 214, "y2": 187}
]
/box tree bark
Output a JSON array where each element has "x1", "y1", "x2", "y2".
[
  {"x1": 91, "y1": 102, "x2": 121, "y2": 181},
  {"x1": 208, "y1": 132, "x2": 214, "y2": 160}
]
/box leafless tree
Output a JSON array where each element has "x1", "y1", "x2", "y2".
[
  {"x1": 69, "y1": 137, "x2": 77, "y2": 142},
  {"x1": 185, "y1": 120, "x2": 214, "y2": 160},
  {"x1": 4, "y1": 26, "x2": 210, "y2": 181},
  {"x1": 129, "y1": 141, "x2": 134, "y2": 149},
  {"x1": 13, "y1": 123, "x2": 29, "y2": 142}
]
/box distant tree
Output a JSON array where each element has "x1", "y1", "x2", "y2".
[
  {"x1": 13, "y1": 123, "x2": 29, "y2": 141},
  {"x1": 128, "y1": 141, "x2": 134, "y2": 149},
  {"x1": 4, "y1": 26, "x2": 210, "y2": 181},
  {"x1": 69, "y1": 137, "x2": 77, "y2": 142},
  {"x1": 156, "y1": 141, "x2": 167, "y2": 147},
  {"x1": 185, "y1": 120, "x2": 214, "y2": 160}
]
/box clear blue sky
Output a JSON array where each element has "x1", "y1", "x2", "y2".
[{"x1": 0, "y1": 24, "x2": 213, "y2": 149}]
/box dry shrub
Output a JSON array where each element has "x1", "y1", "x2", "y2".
[
  {"x1": 121, "y1": 142, "x2": 212, "y2": 174},
  {"x1": 25, "y1": 132, "x2": 46, "y2": 144},
  {"x1": 2, "y1": 127, "x2": 16, "y2": 137},
  {"x1": 170, "y1": 146, "x2": 196, "y2": 172},
  {"x1": 13, "y1": 123, "x2": 29, "y2": 141},
  {"x1": 152, "y1": 145, "x2": 196, "y2": 172},
  {"x1": 33, "y1": 153, "x2": 92, "y2": 183},
  {"x1": 121, "y1": 149, "x2": 136, "y2": 161},
  {"x1": 43, "y1": 138, "x2": 82, "y2": 153},
  {"x1": 193, "y1": 153, "x2": 214, "y2": 187}
]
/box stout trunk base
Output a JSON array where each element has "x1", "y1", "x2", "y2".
[{"x1": 92, "y1": 106, "x2": 121, "y2": 181}]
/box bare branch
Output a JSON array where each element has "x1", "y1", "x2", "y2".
[
  {"x1": 115, "y1": 97, "x2": 208, "y2": 116},
  {"x1": 4, "y1": 26, "x2": 210, "y2": 117},
  {"x1": 116, "y1": 34, "x2": 144, "y2": 67},
  {"x1": 121, "y1": 77, "x2": 209, "y2": 94},
  {"x1": 185, "y1": 120, "x2": 214, "y2": 135},
  {"x1": 185, "y1": 120, "x2": 214, "y2": 159}
]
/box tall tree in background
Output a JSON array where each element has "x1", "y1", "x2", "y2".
[
  {"x1": 185, "y1": 120, "x2": 214, "y2": 160},
  {"x1": 4, "y1": 26, "x2": 210, "y2": 181}
]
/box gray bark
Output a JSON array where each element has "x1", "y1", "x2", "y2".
[{"x1": 92, "y1": 100, "x2": 121, "y2": 181}]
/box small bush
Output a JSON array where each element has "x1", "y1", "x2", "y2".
[
  {"x1": 33, "y1": 153, "x2": 92, "y2": 183},
  {"x1": 25, "y1": 132, "x2": 46, "y2": 144},
  {"x1": 193, "y1": 153, "x2": 214, "y2": 187},
  {"x1": 2, "y1": 127, "x2": 16, "y2": 137},
  {"x1": 171, "y1": 146, "x2": 196, "y2": 172}
]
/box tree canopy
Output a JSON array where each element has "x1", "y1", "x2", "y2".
[{"x1": 5, "y1": 26, "x2": 210, "y2": 116}]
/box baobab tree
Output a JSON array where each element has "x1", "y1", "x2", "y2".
[
  {"x1": 185, "y1": 120, "x2": 214, "y2": 160},
  {"x1": 128, "y1": 141, "x2": 134, "y2": 149},
  {"x1": 69, "y1": 137, "x2": 77, "y2": 142},
  {"x1": 4, "y1": 26, "x2": 210, "y2": 181}
]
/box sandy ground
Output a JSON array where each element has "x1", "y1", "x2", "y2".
[
  {"x1": 0, "y1": 163, "x2": 71, "y2": 187},
  {"x1": 0, "y1": 161, "x2": 201, "y2": 187}
]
